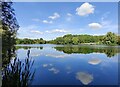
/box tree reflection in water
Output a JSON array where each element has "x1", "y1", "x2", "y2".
[{"x1": 54, "y1": 46, "x2": 120, "y2": 58}]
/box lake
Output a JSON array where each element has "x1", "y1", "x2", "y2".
[{"x1": 15, "y1": 44, "x2": 119, "y2": 85}]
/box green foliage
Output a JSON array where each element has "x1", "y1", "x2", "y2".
[
  {"x1": 16, "y1": 32, "x2": 120, "y2": 46},
  {"x1": 102, "y1": 32, "x2": 117, "y2": 45},
  {"x1": 51, "y1": 34, "x2": 104, "y2": 45},
  {"x1": 1, "y1": 2, "x2": 19, "y2": 66},
  {"x1": 117, "y1": 36, "x2": 120, "y2": 45},
  {"x1": 72, "y1": 37, "x2": 79, "y2": 45},
  {"x1": 16, "y1": 38, "x2": 46, "y2": 44},
  {"x1": 2, "y1": 54, "x2": 35, "y2": 87}
]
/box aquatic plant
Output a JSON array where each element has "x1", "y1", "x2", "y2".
[{"x1": 2, "y1": 51, "x2": 35, "y2": 87}]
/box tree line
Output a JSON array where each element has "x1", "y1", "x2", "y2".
[
  {"x1": 16, "y1": 38, "x2": 46, "y2": 44},
  {"x1": 17, "y1": 32, "x2": 120, "y2": 46}
]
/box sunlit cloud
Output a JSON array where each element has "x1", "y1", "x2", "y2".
[
  {"x1": 48, "y1": 67, "x2": 59, "y2": 74},
  {"x1": 76, "y1": 2, "x2": 95, "y2": 16},
  {"x1": 76, "y1": 72, "x2": 93, "y2": 85},
  {"x1": 88, "y1": 58, "x2": 102, "y2": 65},
  {"x1": 88, "y1": 23, "x2": 102, "y2": 29},
  {"x1": 48, "y1": 12, "x2": 60, "y2": 20}
]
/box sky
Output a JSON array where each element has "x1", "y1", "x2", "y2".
[{"x1": 13, "y1": 2, "x2": 118, "y2": 40}]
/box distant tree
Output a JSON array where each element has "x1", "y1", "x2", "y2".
[
  {"x1": 72, "y1": 37, "x2": 79, "y2": 45},
  {"x1": 117, "y1": 36, "x2": 120, "y2": 45},
  {"x1": 55, "y1": 37, "x2": 64, "y2": 44},
  {"x1": 63, "y1": 34, "x2": 72, "y2": 44},
  {"x1": 102, "y1": 32, "x2": 117, "y2": 45}
]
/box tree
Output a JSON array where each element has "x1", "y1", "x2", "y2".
[
  {"x1": 55, "y1": 37, "x2": 64, "y2": 44},
  {"x1": 72, "y1": 37, "x2": 79, "y2": 45},
  {"x1": 117, "y1": 36, "x2": 120, "y2": 45},
  {"x1": 63, "y1": 34, "x2": 72, "y2": 44},
  {"x1": 1, "y1": 2, "x2": 19, "y2": 66},
  {"x1": 102, "y1": 32, "x2": 117, "y2": 45}
]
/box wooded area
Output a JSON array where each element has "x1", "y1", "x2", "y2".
[{"x1": 16, "y1": 32, "x2": 120, "y2": 46}]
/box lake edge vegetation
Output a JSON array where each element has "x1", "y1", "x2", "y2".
[
  {"x1": 1, "y1": 1, "x2": 35, "y2": 87},
  {"x1": 16, "y1": 32, "x2": 120, "y2": 46}
]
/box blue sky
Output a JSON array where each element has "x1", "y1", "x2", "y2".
[{"x1": 13, "y1": 2, "x2": 118, "y2": 40}]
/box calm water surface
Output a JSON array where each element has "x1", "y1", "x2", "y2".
[{"x1": 15, "y1": 44, "x2": 119, "y2": 85}]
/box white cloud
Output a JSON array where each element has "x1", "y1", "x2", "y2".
[
  {"x1": 18, "y1": 25, "x2": 44, "y2": 39},
  {"x1": 76, "y1": 2, "x2": 95, "y2": 16},
  {"x1": 45, "y1": 29, "x2": 68, "y2": 33},
  {"x1": 76, "y1": 72, "x2": 93, "y2": 85},
  {"x1": 88, "y1": 23, "x2": 102, "y2": 29},
  {"x1": 43, "y1": 20, "x2": 53, "y2": 24},
  {"x1": 30, "y1": 30, "x2": 43, "y2": 34},
  {"x1": 48, "y1": 12, "x2": 60, "y2": 20},
  {"x1": 67, "y1": 13, "x2": 72, "y2": 16}
]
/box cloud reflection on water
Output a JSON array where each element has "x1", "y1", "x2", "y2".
[
  {"x1": 76, "y1": 72, "x2": 93, "y2": 85},
  {"x1": 88, "y1": 58, "x2": 102, "y2": 65},
  {"x1": 46, "y1": 54, "x2": 70, "y2": 58},
  {"x1": 48, "y1": 67, "x2": 60, "y2": 74}
]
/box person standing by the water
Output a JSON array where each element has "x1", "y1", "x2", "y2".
[{"x1": 27, "y1": 50, "x2": 30, "y2": 58}]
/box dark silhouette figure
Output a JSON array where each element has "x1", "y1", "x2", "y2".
[{"x1": 27, "y1": 50, "x2": 30, "y2": 58}]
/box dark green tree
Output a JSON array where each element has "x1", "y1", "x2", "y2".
[{"x1": 1, "y1": 1, "x2": 19, "y2": 66}]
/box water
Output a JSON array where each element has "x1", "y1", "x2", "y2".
[{"x1": 15, "y1": 44, "x2": 119, "y2": 85}]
